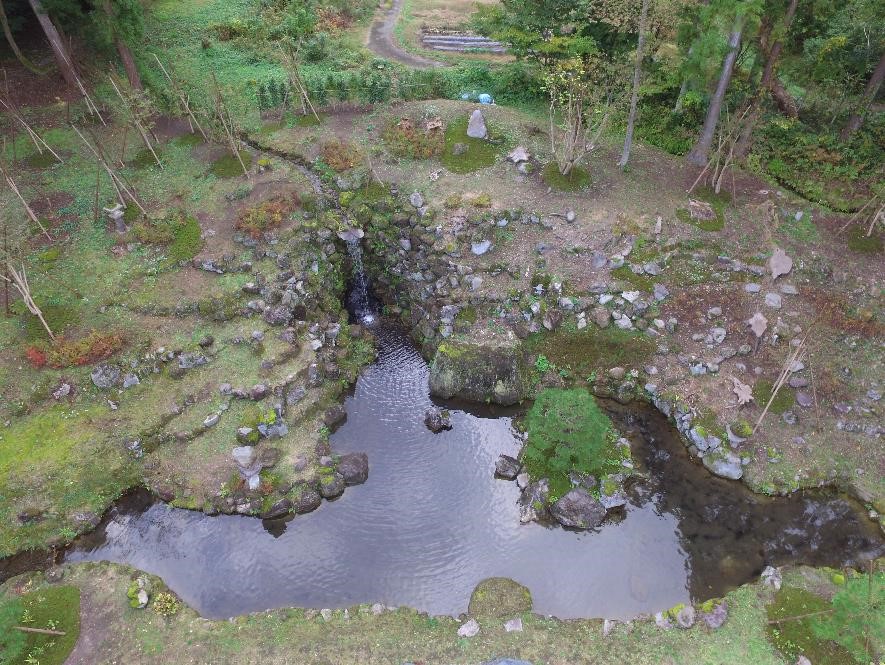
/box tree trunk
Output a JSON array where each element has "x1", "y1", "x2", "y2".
[
  {"x1": 103, "y1": 0, "x2": 142, "y2": 90},
  {"x1": 735, "y1": 0, "x2": 799, "y2": 158},
  {"x1": 840, "y1": 50, "x2": 885, "y2": 141},
  {"x1": 618, "y1": 0, "x2": 650, "y2": 168},
  {"x1": 686, "y1": 16, "x2": 743, "y2": 166},
  {"x1": 26, "y1": 0, "x2": 78, "y2": 88},
  {"x1": 0, "y1": 0, "x2": 49, "y2": 74}
]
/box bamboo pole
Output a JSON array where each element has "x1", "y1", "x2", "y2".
[
  {"x1": 108, "y1": 76, "x2": 162, "y2": 168},
  {"x1": 14, "y1": 626, "x2": 66, "y2": 636},
  {"x1": 152, "y1": 54, "x2": 208, "y2": 140},
  {"x1": 0, "y1": 162, "x2": 51, "y2": 240}
]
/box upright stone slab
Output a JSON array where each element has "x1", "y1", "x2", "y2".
[{"x1": 467, "y1": 109, "x2": 487, "y2": 139}]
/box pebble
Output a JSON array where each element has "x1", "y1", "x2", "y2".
[
  {"x1": 707, "y1": 307, "x2": 722, "y2": 318},
  {"x1": 653, "y1": 284, "x2": 670, "y2": 301},
  {"x1": 599, "y1": 294, "x2": 614, "y2": 305},
  {"x1": 203, "y1": 414, "x2": 220, "y2": 428},
  {"x1": 782, "y1": 411, "x2": 798, "y2": 425},
  {"x1": 744, "y1": 283, "x2": 761, "y2": 293},
  {"x1": 457, "y1": 618, "x2": 480, "y2": 638},
  {"x1": 788, "y1": 376, "x2": 808, "y2": 388},
  {"x1": 504, "y1": 617, "x2": 523, "y2": 632},
  {"x1": 796, "y1": 392, "x2": 813, "y2": 408},
  {"x1": 780, "y1": 284, "x2": 798, "y2": 295},
  {"x1": 765, "y1": 293, "x2": 783, "y2": 309},
  {"x1": 867, "y1": 389, "x2": 881, "y2": 401}
]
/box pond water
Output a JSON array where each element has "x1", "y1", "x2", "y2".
[{"x1": 63, "y1": 326, "x2": 883, "y2": 620}]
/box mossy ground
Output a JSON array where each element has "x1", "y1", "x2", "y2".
[
  {"x1": 210, "y1": 151, "x2": 253, "y2": 178},
  {"x1": 524, "y1": 326, "x2": 656, "y2": 381},
  {"x1": 2, "y1": 585, "x2": 80, "y2": 665},
  {"x1": 440, "y1": 115, "x2": 502, "y2": 174},
  {"x1": 752, "y1": 379, "x2": 795, "y2": 416},
  {"x1": 0, "y1": 562, "x2": 797, "y2": 664},
  {"x1": 676, "y1": 186, "x2": 728, "y2": 232},
  {"x1": 845, "y1": 225, "x2": 882, "y2": 254},
  {"x1": 541, "y1": 162, "x2": 591, "y2": 191}
]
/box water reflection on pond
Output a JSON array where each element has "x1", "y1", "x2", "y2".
[{"x1": 65, "y1": 327, "x2": 883, "y2": 620}]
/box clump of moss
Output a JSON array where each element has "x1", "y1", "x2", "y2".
[
  {"x1": 23, "y1": 150, "x2": 60, "y2": 169},
  {"x1": 455, "y1": 305, "x2": 477, "y2": 325},
  {"x1": 752, "y1": 379, "x2": 794, "y2": 415},
  {"x1": 522, "y1": 388, "x2": 624, "y2": 500},
  {"x1": 440, "y1": 116, "x2": 501, "y2": 174},
  {"x1": 166, "y1": 215, "x2": 203, "y2": 266},
  {"x1": 542, "y1": 162, "x2": 591, "y2": 191},
  {"x1": 22, "y1": 303, "x2": 80, "y2": 342},
  {"x1": 676, "y1": 186, "x2": 728, "y2": 232},
  {"x1": 36, "y1": 246, "x2": 61, "y2": 265},
  {"x1": 610, "y1": 265, "x2": 655, "y2": 292},
  {"x1": 129, "y1": 147, "x2": 163, "y2": 169},
  {"x1": 731, "y1": 418, "x2": 753, "y2": 438},
  {"x1": 766, "y1": 586, "x2": 857, "y2": 665},
  {"x1": 846, "y1": 226, "x2": 882, "y2": 254},
  {"x1": 210, "y1": 151, "x2": 252, "y2": 178},
  {"x1": 173, "y1": 133, "x2": 204, "y2": 147}
]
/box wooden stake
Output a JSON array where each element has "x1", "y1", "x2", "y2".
[
  {"x1": 14, "y1": 626, "x2": 66, "y2": 636},
  {"x1": 0, "y1": 162, "x2": 51, "y2": 240},
  {"x1": 152, "y1": 54, "x2": 208, "y2": 140},
  {"x1": 108, "y1": 77, "x2": 162, "y2": 169}
]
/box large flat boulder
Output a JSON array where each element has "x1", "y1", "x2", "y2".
[
  {"x1": 428, "y1": 332, "x2": 530, "y2": 405},
  {"x1": 550, "y1": 488, "x2": 606, "y2": 529}
]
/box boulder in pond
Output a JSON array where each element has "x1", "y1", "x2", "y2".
[
  {"x1": 261, "y1": 498, "x2": 292, "y2": 519},
  {"x1": 495, "y1": 455, "x2": 522, "y2": 480},
  {"x1": 337, "y1": 452, "x2": 369, "y2": 485},
  {"x1": 292, "y1": 486, "x2": 322, "y2": 514},
  {"x1": 428, "y1": 332, "x2": 531, "y2": 406},
  {"x1": 702, "y1": 449, "x2": 743, "y2": 480},
  {"x1": 469, "y1": 577, "x2": 533, "y2": 617},
  {"x1": 319, "y1": 471, "x2": 346, "y2": 499},
  {"x1": 424, "y1": 407, "x2": 452, "y2": 432},
  {"x1": 518, "y1": 478, "x2": 549, "y2": 523},
  {"x1": 466, "y1": 109, "x2": 487, "y2": 139},
  {"x1": 550, "y1": 488, "x2": 606, "y2": 529}
]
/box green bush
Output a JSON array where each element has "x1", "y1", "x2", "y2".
[
  {"x1": 541, "y1": 162, "x2": 591, "y2": 192},
  {"x1": 522, "y1": 388, "x2": 622, "y2": 500}
]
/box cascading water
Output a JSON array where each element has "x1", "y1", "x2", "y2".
[{"x1": 339, "y1": 230, "x2": 375, "y2": 325}]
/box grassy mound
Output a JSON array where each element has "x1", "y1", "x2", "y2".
[
  {"x1": 468, "y1": 577, "x2": 533, "y2": 617},
  {"x1": 522, "y1": 388, "x2": 624, "y2": 499},
  {"x1": 173, "y1": 133, "x2": 205, "y2": 148},
  {"x1": 210, "y1": 151, "x2": 252, "y2": 178},
  {"x1": 0, "y1": 585, "x2": 80, "y2": 665},
  {"x1": 440, "y1": 116, "x2": 500, "y2": 174},
  {"x1": 542, "y1": 162, "x2": 591, "y2": 192}
]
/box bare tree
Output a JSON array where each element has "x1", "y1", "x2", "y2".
[
  {"x1": 618, "y1": 0, "x2": 651, "y2": 169},
  {"x1": 26, "y1": 0, "x2": 78, "y2": 88},
  {"x1": 686, "y1": 14, "x2": 744, "y2": 166}
]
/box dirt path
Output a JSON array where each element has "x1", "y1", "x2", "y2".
[{"x1": 367, "y1": 0, "x2": 445, "y2": 69}]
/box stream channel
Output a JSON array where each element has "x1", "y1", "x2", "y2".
[{"x1": 61, "y1": 325, "x2": 883, "y2": 620}]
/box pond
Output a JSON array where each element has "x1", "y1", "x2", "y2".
[{"x1": 63, "y1": 326, "x2": 883, "y2": 620}]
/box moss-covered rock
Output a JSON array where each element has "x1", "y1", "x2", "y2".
[
  {"x1": 468, "y1": 577, "x2": 533, "y2": 617},
  {"x1": 428, "y1": 332, "x2": 531, "y2": 405}
]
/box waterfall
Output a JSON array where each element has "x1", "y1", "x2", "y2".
[{"x1": 344, "y1": 236, "x2": 375, "y2": 324}]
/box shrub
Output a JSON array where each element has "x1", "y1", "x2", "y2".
[
  {"x1": 152, "y1": 592, "x2": 181, "y2": 617},
  {"x1": 541, "y1": 162, "x2": 591, "y2": 192},
  {"x1": 319, "y1": 140, "x2": 362, "y2": 171},
  {"x1": 236, "y1": 195, "x2": 299, "y2": 238},
  {"x1": 522, "y1": 388, "x2": 623, "y2": 500},
  {"x1": 26, "y1": 329, "x2": 124, "y2": 368}
]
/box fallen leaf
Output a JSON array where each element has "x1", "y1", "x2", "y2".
[
  {"x1": 732, "y1": 377, "x2": 753, "y2": 405},
  {"x1": 769, "y1": 247, "x2": 793, "y2": 279},
  {"x1": 747, "y1": 312, "x2": 768, "y2": 337}
]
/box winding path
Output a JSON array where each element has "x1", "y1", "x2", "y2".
[{"x1": 367, "y1": 0, "x2": 445, "y2": 69}]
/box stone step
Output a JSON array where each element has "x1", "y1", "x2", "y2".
[
  {"x1": 424, "y1": 44, "x2": 507, "y2": 53},
  {"x1": 421, "y1": 35, "x2": 500, "y2": 44}
]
